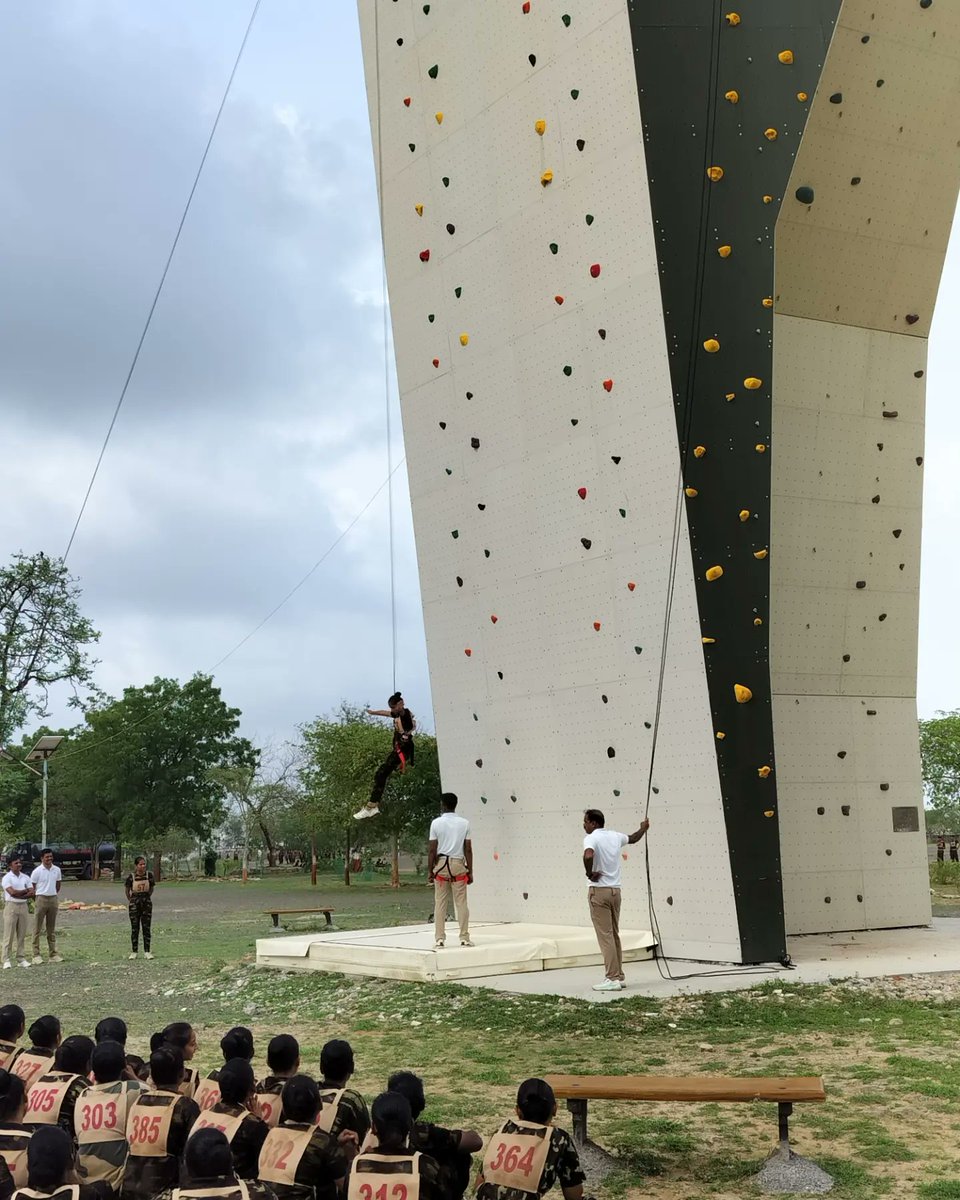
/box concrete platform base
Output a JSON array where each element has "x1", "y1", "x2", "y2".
[{"x1": 255, "y1": 921, "x2": 656, "y2": 983}]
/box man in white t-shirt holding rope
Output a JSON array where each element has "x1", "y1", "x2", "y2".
[{"x1": 582, "y1": 808, "x2": 650, "y2": 992}]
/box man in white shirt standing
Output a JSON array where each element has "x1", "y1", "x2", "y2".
[
  {"x1": 428, "y1": 793, "x2": 473, "y2": 949},
  {"x1": 2, "y1": 854, "x2": 34, "y2": 969},
  {"x1": 582, "y1": 809, "x2": 650, "y2": 992},
  {"x1": 30, "y1": 848, "x2": 62, "y2": 964}
]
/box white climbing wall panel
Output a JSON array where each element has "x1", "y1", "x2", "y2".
[
  {"x1": 772, "y1": 0, "x2": 960, "y2": 933},
  {"x1": 357, "y1": 0, "x2": 744, "y2": 961}
]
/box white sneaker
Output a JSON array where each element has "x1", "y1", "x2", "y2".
[
  {"x1": 50, "y1": 954, "x2": 63, "y2": 963},
  {"x1": 32, "y1": 956, "x2": 42, "y2": 965},
  {"x1": 2, "y1": 962, "x2": 10, "y2": 971},
  {"x1": 460, "y1": 939, "x2": 475, "y2": 947},
  {"x1": 129, "y1": 952, "x2": 138, "y2": 960},
  {"x1": 353, "y1": 805, "x2": 379, "y2": 820},
  {"x1": 144, "y1": 952, "x2": 154, "y2": 960},
  {"x1": 592, "y1": 979, "x2": 621, "y2": 992},
  {"x1": 434, "y1": 940, "x2": 445, "y2": 949},
  {"x1": 18, "y1": 960, "x2": 29, "y2": 969},
  {"x1": 619, "y1": 981, "x2": 627, "y2": 989}
]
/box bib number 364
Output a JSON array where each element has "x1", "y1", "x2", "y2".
[{"x1": 489, "y1": 1142, "x2": 537, "y2": 1176}]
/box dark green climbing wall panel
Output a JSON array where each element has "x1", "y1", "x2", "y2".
[{"x1": 627, "y1": 0, "x2": 842, "y2": 963}]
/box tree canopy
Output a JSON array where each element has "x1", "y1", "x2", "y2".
[{"x1": 920, "y1": 711, "x2": 960, "y2": 832}]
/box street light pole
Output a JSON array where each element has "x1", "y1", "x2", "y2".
[{"x1": 41, "y1": 756, "x2": 49, "y2": 848}]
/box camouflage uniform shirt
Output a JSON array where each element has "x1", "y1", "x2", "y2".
[
  {"x1": 317, "y1": 1084, "x2": 369, "y2": 1144},
  {"x1": 476, "y1": 1123, "x2": 585, "y2": 1200},
  {"x1": 259, "y1": 1120, "x2": 347, "y2": 1200},
  {"x1": 120, "y1": 1091, "x2": 201, "y2": 1200},
  {"x1": 200, "y1": 1103, "x2": 269, "y2": 1180}
]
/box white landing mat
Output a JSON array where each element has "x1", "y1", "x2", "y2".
[{"x1": 256, "y1": 921, "x2": 656, "y2": 983}]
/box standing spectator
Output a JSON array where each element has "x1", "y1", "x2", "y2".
[
  {"x1": 29, "y1": 850, "x2": 62, "y2": 965},
  {"x1": 581, "y1": 809, "x2": 650, "y2": 992},
  {"x1": 428, "y1": 795, "x2": 473, "y2": 949},
  {"x1": 124, "y1": 857, "x2": 155, "y2": 961},
  {"x1": 937, "y1": 836, "x2": 946, "y2": 863},
  {"x1": 2, "y1": 857, "x2": 33, "y2": 971},
  {"x1": 951, "y1": 836, "x2": 959, "y2": 863}
]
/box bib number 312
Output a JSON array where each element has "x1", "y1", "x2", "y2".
[{"x1": 358, "y1": 1185, "x2": 408, "y2": 1200}]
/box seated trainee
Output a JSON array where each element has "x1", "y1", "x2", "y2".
[
  {"x1": 93, "y1": 1020, "x2": 127, "y2": 1048},
  {"x1": 476, "y1": 1079, "x2": 585, "y2": 1200},
  {"x1": 150, "y1": 1025, "x2": 200, "y2": 1099},
  {"x1": 255, "y1": 1037, "x2": 300, "y2": 1130},
  {"x1": 74, "y1": 1040, "x2": 148, "y2": 1194},
  {"x1": 317, "y1": 1041, "x2": 369, "y2": 1143},
  {"x1": 347, "y1": 1092, "x2": 441, "y2": 1200},
  {"x1": 11, "y1": 1016, "x2": 61, "y2": 1091},
  {"x1": 120, "y1": 1046, "x2": 200, "y2": 1200},
  {"x1": 195, "y1": 1028, "x2": 255, "y2": 1113},
  {"x1": 158, "y1": 1127, "x2": 276, "y2": 1200},
  {"x1": 12, "y1": 1124, "x2": 110, "y2": 1200},
  {"x1": 25, "y1": 1035, "x2": 93, "y2": 1135},
  {"x1": 0, "y1": 1069, "x2": 31, "y2": 1196},
  {"x1": 190, "y1": 1059, "x2": 268, "y2": 1181},
  {"x1": 385, "y1": 1072, "x2": 481, "y2": 1200},
  {"x1": 0, "y1": 1006, "x2": 26, "y2": 1071},
  {"x1": 257, "y1": 1076, "x2": 353, "y2": 1200}
]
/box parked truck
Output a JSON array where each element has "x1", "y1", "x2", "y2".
[{"x1": 0, "y1": 841, "x2": 116, "y2": 880}]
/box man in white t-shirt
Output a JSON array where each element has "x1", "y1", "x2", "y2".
[
  {"x1": 428, "y1": 793, "x2": 473, "y2": 949},
  {"x1": 583, "y1": 809, "x2": 650, "y2": 992},
  {"x1": 30, "y1": 849, "x2": 62, "y2": 964},
  {"x1": 2, "y1": 854, "x2": 34, "y2": 969}
]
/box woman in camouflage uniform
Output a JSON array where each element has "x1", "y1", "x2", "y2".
[
  {"x1": 476, "y1": 1080, "x2": 585, "y2": 1200},
  {"x1": 124, "y1": 858, "x2": 155, "y2": 961}
]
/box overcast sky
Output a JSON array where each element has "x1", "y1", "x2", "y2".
[{"x1": 0, "y1": 1, "x2": 957, "y2": 752}]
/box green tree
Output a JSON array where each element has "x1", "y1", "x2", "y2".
[
  {"x1": 299, "y1": 704, "x2": 441, "y2": 886},
  {"x1": 0, "y1": 552, "x2": 100, "y2": 742},
  {"x1": 920, "y1": 711, "x2": 960, "y2": 833},
  {"x1": 216, "y1": 741, "x2": 303, "y2": 871},
  {"x1": 55, "y1": 674, "x2": 254, "y2": 876}
]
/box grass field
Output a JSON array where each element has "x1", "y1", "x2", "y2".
[{"x1": 8, "y1": 873, "x2": 960, "y2": 1199}]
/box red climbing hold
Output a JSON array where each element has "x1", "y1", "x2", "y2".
[
  {"x1": 554, "y1": 295, "x2": 564, "y2": 305},
  {"x1": 419, "y1": 249, "x2": 430, "y2": 262},
  {"x1": 522, "y1": 0, "x2": 530, "y2": 9},
  {"x1": 590, "y1": 263, "x2": 601, "y2": 278},
  {"x1": 627, "y1": 581, "x2": 636, "y2": 591},
  {"x1": 490, "y1": 615, "x2": 498, "y2": 624},
  {"x1": 577, "y1": 487, "x2": 587, "y2": 499},
  {"x1": 602, "y1": 379, "x2": 613, "y2": 392},
  {"x1": 464, "y1": 648, "x2": 472, "y2": 657},
  {"x1": 432, "y1": 358, "x2": 440, "y2": 368},
  {"x1": 593, "y1": 621, "x2": 602, "y2": 631},
  {"x1": 403, "y1": 97, "x2": 411, "y2": 107}
]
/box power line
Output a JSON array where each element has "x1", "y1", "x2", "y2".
[{"x1": 62, "y1": 0, "x2": 263, "y2": 562}]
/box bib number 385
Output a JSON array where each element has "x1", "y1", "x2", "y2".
[{"x1": 130, "y1": 1114, "x2": 164, "y2": 1145}]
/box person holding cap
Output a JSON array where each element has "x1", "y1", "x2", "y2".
[
  {"x1": 29, "y1": 850, "x2": 62, "y2": 965},
  {"x1": 2, "y1": 857, "x2": 33, "y2": 970}
]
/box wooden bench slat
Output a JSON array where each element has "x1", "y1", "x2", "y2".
[
  {"x1": 263, "y1": 908, "x2": 335, "y2": 915},
  {"x1": 543, "y1": 1075, "x2": 825, "y2": 1104}
]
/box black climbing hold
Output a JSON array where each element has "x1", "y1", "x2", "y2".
[
  {"x1": 867, "y1": 710, "x2": 877, "y2": 716},
  {"x1": 456, "y1": 576, "x2": 463, "y2": 587},
  {"x1": 480, "y1": 796, "x2": 487, "y2": 804},
  {"x1": 446, "y1": 223, "x2": 455, "y2": 235},
  {"x1": 454, "y1": 286, "x2": 462, "y2": 298},
  {"x1": 882, "y1": 410, "x2": 899, "y2": 419},
  {"x1": 606, "y1": 747, "x2": 615, "y2": 758},
  {"x1": 581, "y1": 538, "x2": 592, "y2": 550},
  {"x1": 885, "y1": 848, "x2": 892, "y2": 857},
  {"x1": 442, "y1": 176, "x2": 450, "y2": 187},
  {"x1": 877, "y1": 443, "x2": 884, "y2": 451},
  {"x1": 851, "y1": 177, "x2": 861, "y2": 186},
  {"x1": 829, "y1": 92, "x2": 843, "y2": 104},
  {"x1": 876, "y1": 79, "x2": 884, "y2": 87},
  {"x1": 438, "y1": 421, "x2": 446, "y2": 429},
  {"x1": 428, "y1": 64, "x2": 439, "y2": 78},
  {"x1": 409, "y1": 143, "x2": 416, "y2": 152},
  {"x1": 855, "y1": 580, "x2": 866, "y2": 589},
  {"x1": 475, "y1": 759, "x2": 482, "y2": 768},
  {"x1": 893, "y1": 529, "x2": 902, "y2": 538},
  {"x1": 397, "y1": 38, "x2": 404, "y2": 45},
  {"x1": 522, "y1": 891, "x2": 528, "y2": 898},
  {"x1": 484, "y1": 549, "x2": 491, "y2": 558},
  {"x1": 601, "y1": 695, "x2": 608, "y2": 703},
  {"x1": 878, "y1": 613, "x2": 887, "y2": 622},
  {"x1": 837, "y1": 750, "x2": 847, "y2": 759},
  {"x1": 562, "y1": 13, "x2": 571, "y2": 26},
  {"x1": 841, "y1": 805, "x2": 851, "y2": 815},
  {"x1": 570, "y1": 419, "x2": 579, "y2": 426},
  {"x1": 824, "y1": 896, "x2": 831, "y2": 904},
  {"x1": 842, "y1": 654, "x2": 851, "y2": 662},
  {"x1": 428, "y1": 313, "x2": 435, "y2": 323},
  {"x1": 611, "y1": 455, "x2": 621, "y2": 464},
  {"x1": 905, "y1": 313, "x2": 920, "y2": 325},
  {"x1": 505, "y1": 738, "x2": 510, "y2": 744},
  {"x1": 666, "y1": 896, "x2": 673, "y2": 906},
  {"x1": 465, "y1": 391, "x2": 473, "y2": 399},
  {"x1": 899, "y1": 563, "x2": 905, "y2": 571},
  {"x1": 510, "y1": 794, "x2": 517, "y2": 803},
  {"x1": 570, "y1": 88, "x2": 579, "y2": 99},
  {"x1": 920, "y1": 0, "x2": 932, "y2": 8},
  {"x1": 423, "y1": 2, "x2": 430, "y2": 11},
  {"x1": 652, "y1": 787, "x2": 659, "y2": 795},
  {"x1": 817, "y1": 806, "x2": 825, "y2": 815},
  {"x1": 528, "y1": 53, "x2": 536, "y2": 66},
  {"x1": 445, "y1": 468, "x2": 452, "y2": 476},
  {"x1": 644, "y1": 722, "x2": 652, "y2": 729},
  {"x1": 470, "y1": 437, "x2": 480, "y2": 449},
  {"x1": 549, "y1": 243, "x2": 559, "y2": 254},
  {"x1": 795, "y1": 185, "x2": 815, "y2": 204},
  {"x1": 497, "y1": 670, "x2": 503, "y2": 679},
  {"x1": 861, "y1": 34, "x2": 870, "y2": 43},
  {"x1": 451, "y1": 529, "x2": 459, "y2": 538},
  {"x1": 880, "y1": 782, "x2": 890, "y2": 791},
  {"x1": 585, "y1": 213, "x2": 594, "y2": 225},
  {"x1": 634, "y1": 646, "x2": 642, "y2": 655},
  {"x1": 613, "y1": 789, "x2": 620, "y2": 797},
  {"x1": 576, "y1": 138, "x2": 585, "y2": 151},
  {"x1": 871, "y1": 495, "x2": 880, "y2": 504},
  {"x1": 563, "y1": 365, "x2": 572, "y2": 376},
  {"x1": 473, "y1": 713, "x2": 478, "y2": 721},
  {"x1": 619, "y1": 507, "x2": 626, "y2": 518},
  {"x1": 917, "y1": 457, "x2": 924, "y2": 466},
  {"x1": 914, "y1": 369, "x2": 924, "y2": 378},
  {"x1": 598, "y1": 329, "x2": 607, "y2": 339},
  {"x1": 477, "y1": 503, "x2": 485, "y2": 510}
]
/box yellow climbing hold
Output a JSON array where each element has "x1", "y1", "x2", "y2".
[
  {"x1": 724, "y1": 90, "x2": 740, "y2": 104},
  {"x1": 435, "y1": 111, "x2": 444, "y2": 124},
  {"x1": 541, "y1": 170, "x2": 553, "y2": 187},
  {"x1": 763, "y1": 809, "x2": 775, "y2": 818},
  {"x1": 717, "y1": 245, "x2": 732, "y2": 258},
  {"x1": 534, "y1": 119, "x2": 546, "y2": 135},
  {"x1": 703, "y1": 339, "x2": 720, "y2": 354},
  {"x1": 762, "y1": 194, "x2": 774, "y2": 204},
  {"x1": 415, "y1": 203, "x2": 424, "y2": 217},
  {"x1": 778, "y1": 49, "x2": 794, "y2": 64},
  {"x1": 706, "y1": 565, "x2": 724, "y2": 582},
  {"x1": 684, "y1": 487, "x2": 698, "y2": 498},
  {"x1": 734, "y1": 684, "x2": 753, "y2": 704},
  {"x1": 707, "y1": 166, "x2": 724, "y2": 182},
  {"x1": 744, "y1": 377, "x2": 762, "y2": 390},
  {"x1": 725, "y1": 392, "x2": 736, "y2": 401},
  {"x1": 725, "y1": 12, "x2": 741, "y2": 25},
  {"x1": 796, "y1": 91, "x2": 809, "y2": 102},
  {"x1": 764, "y1": 127, "x2": 778, "y2": 140},
  {"x1": 754, "y1": 617, "x2": 763, "y2": 626},
  {"x1": 754, "y1": 548, "x2": 769, "y2": 559},
  {"x1": 716, "y1": 731, "x2": 726, "y2": 740},
  {"x1": 762, "y1": 297, "x2": 773, "y2": 308},
  {"x1": 758, "y1": 765, "x2": 772, "y2": 778},
  {"x1": 702, "y1": 637, "x2": 716, "y2": 644},
  {"x1": 755, "y1": 444, "x2": 767, "y2": 454},
  {"x1": 739, "y1": 509, "x2": 751, "y2": 522},
  {"x1": 459, "y1": 333, "x2": 469, "y2": 346},
  {"x1": 693, "y1": 445, "x2": 707, "y2": 458}
]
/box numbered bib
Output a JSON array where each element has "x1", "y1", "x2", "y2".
[
  {"x1": 173, "y1": 1183, "x2": 250, "y2": 1200},
  {"x1": 180, "y1": 1066, "x2": 199, "y2": 1100},
  {"x1": 24, "y1": 1075, "x2": 74, "y2": 1126},
  {"x1": 315, "y1": 1088, "x2": 345, "y2": 1134},
  {"x1": 132, "y1": 879, "x2": 150, "y2": 894},
  {"x1": 254, "y1": 1090, "x2": 282, "y2": 1130},
  {"x1": 11, "y1": 1053, "x2": 54, "y2": 1091},
  {"x1": 195, "y1": 1076, "x2": 222, "y2": 1113},
  {"x1": 0, "y1": 1129, "x2": 30, "y2": 1190},
  {"x1": 0, "y1": 1041, "x2": 19, "y2": 1071},
  {"x1": 189, "y1": 1108, "x2": 246, "y2": 1146},
  {"x1": 347, "y1": 1152, "x2": 421, "y2": 1200},
  {"x1": 482, "y1": 1122, "x2": 551, "y2": 1195},
  {"x1": 258, "y1": 1125, "x2": 314, "y2": 1187},
  {"x1": 76, "y1": 1090, "x2": 124, "y2": 1144},
  {"x1": 14, "y1": 1186, "x2": 80, "y2": 1200},
  {"x1": 126, "y1": 1095, "x2": 177, "y2": 1158}
]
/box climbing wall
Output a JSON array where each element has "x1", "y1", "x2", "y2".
[
  {"x1": 357, "y1": 0, "x2": 957, "y2": 961},
  {"x1": 771, "y1": 0, "x2": 960, "y2": 933}
]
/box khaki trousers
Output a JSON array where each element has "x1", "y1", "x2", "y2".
[
  {"x1": 588, "y1": 886, "x2": 624, "y2": 980},
  {"x1": 2, "y1": 904, "x2": 28, "y2": 962},
  {"x1": 434, "y1": 857, "x2": 470, "y2": 943},
  {"x1": 33, "y1": 895, "x2": 58, "y2": 958}
]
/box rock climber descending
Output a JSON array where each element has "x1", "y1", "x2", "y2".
[{"x1": 354, "y1": 692, "x2": 416, "y2": 820}]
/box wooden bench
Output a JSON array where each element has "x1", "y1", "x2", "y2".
[
  {"x1": 264, "y1": 908, "x2": 335, "y2": 929},
  {"x1": 543, "y1": 1074, "x2": 826, "y2": 1155}
]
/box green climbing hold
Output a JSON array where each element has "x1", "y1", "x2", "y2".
[
  {"x1": 563, "y1": 365, "x2": 573, "y2": 377},
  {"x1": 549, "y1": 242, "x2": 558, "y2": 254},
  {"x1": 454, "y1": 286, "x2": 462, "y2": 298},
  {"x1": 442, "y1": 176, "x2": 450, "y2": 187},
  {"x1": 585, "y1": 213, "x2": 594, "y2": 225},
  {"x1": 562, "y1": 13, "x2": 571, "y2": 25},
  {"x1": 428, "y1": 64, "x2": 439, "y2": 79},
  {"x1": 570, "y1": 88, "x2": 579, "y2": 99}
]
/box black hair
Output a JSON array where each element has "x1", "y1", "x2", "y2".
[
  {"x1": 218, "y1": 1059, "x2": 255, "y2": 1106},
  {"x1": 134, "y1": 856, "x2": 146, "y2": 867},
  {"x1": 517, "y1": 1078, "x2": 555, "y2": 1125},
  {"x1": 281, "y1": 1075, "x2": 320, "y2": 1124},
  {"x1": 388, "y1": 692, "x2": 403, "y2": 707},
  {"x1": 0, "y1": 1069, "x2": 25, "y2": 1121},
  {"x1": 0, "y1": 1005, "x2": 25, "y2": 1041},
  {"x1": 39, "y1": 849, "x2": 53, "y2": 859},
  {"x1": 267, "y1": 1034, "x2": 299, "y2": 1074},
  {"x1": 126, "y1": 1053, "x2": 146, "y2": 1077},
  {"x1": 149, "y1": 1045, "x2": 184, "y2": 1089},
  {"x1": 440, "y1": 793, "x2": 458, "y2": 812},
  {"x1": 55, "y1": 1035, "x2": 94, "y2": 1076},
  {"x1": 320, "y1": 1039, "x2": 354, "y2": 1082},
  {"x1": 220, "y1": 1027, "x2": 254, "y2": 1063},
  {"x1": 186, "y1": 1127, "x2": 233, "y2": 1180},
  {"x1": 387, "y1": 1071, "x2": 425, "y2": 1119},
  {"x1": 7, "y1": 855, "x2": 21, "y2": 866},
  {"x1": 28, "y1": 1015, "x2": 60, "y2": 1051},
  {"x1": 95, "y1": 1017, "x2": 127, "y2": 1046},
  {"x1": 28, "y1": 1126, "x2": 72, "y2": 1189},
  {"x1": 371, "y1": 1091, "x2": 412, "y2": 1150},
  {"x1": 583, "y1": 809, "x2": 605, "y2": 828},
  {"x1": 155, "y1": 1022, "x2": 193, "y2": 1054},
  {"x1": 91, "y1": 1041, "x2": 126, "y2": 1084}
]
